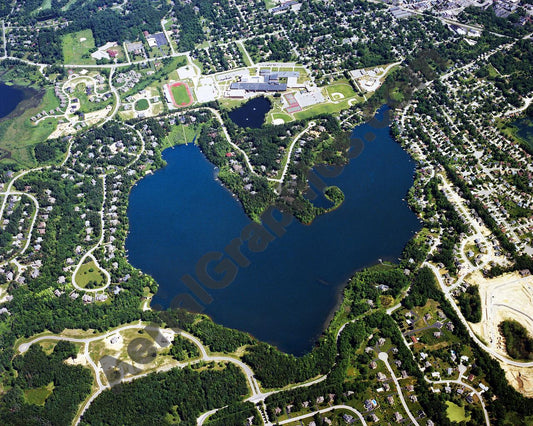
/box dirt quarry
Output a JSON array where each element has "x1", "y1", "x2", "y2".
[
  {"x1": 504, "y1": 364, "x2": 533, "y2": 397},
  {"x1": 468, "y1": 271, "x2": 533, "y2": 396}
]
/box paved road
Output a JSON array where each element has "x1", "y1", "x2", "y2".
[
  {"x1": 425, "y1": 262, "x2": 533, "y2": 368},
  {"x1": 18, "y1": 319, "x2": 372, "y2": 426},
  {"x1": 427, "y1": 378, "x2": 489, "y2": 426},
  {"x1": 269, "y1": 121, "x2": 315, "y2": 184},
  {"x1": 71, "y1": 175, "x2": 111, "y2": 293},
  {"x1": 197, "y1": 408, "x2": 221, "y2": 425},
  {"x1": 277, "y1": 404, "x2": 367, "y2": 425},
  {"x1": 378, "y1": 352, "x2": 419, "y2": 426},
  {"x1": 102, "y1": 67, "x2": 120, "y2": 125}
]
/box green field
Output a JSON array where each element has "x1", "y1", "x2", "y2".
[
  {"x1": 135, "y1": 99, "x2": 150, "y2": 111},
  {"x1": 170, "y1": 84, "x2": 192, "y2": 106},
  {"x1": 293, "y1": 97, "x2": 362, "y2": 121},
  {"x1": 325, "y1": 81, "x2": 357, "y2": 99},
  {"x1": 237, "y1": 43, "x2": 252, "y2": 67},
  {"x1": 0, "y1": 87, "x2": 59, "y2": 167},
  {"x1": 61, "y1": 0, "x2": 79, "y2": 10},
  {"x1": 24, "y1": 382, "x2": 54, "y2": 406},
  {"x1": 38, "y1": 0, "x2": 52, "y2": 12},
  {"x1": 218, "y1": 97, "x2": 248, "y2": 110},
  {"x1": 162, "y1": 123, "x2": 199, "y2": 148},
  {"x1": 267, "y1": 112, "x2": 292, "y2": 124},
  {"x1": 74, "y1": 259, "x2": 105, "y2": 288},
  {"x1": 72, "y1": 81, "x2": 113, "y2": 114},
  {"x1": 446, "y1": 401, "x2": 470, "y2": 422},
  {"x1": 62, "y1": 29, "x2": 96, "y2": 65}
]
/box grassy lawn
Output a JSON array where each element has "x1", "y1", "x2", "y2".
[
  {"x1": 162, "y1": 123, "x2": 199, "y2": 148},
  {"x1": 446, "y1": 401, "x2": 470, "y2": 422},
  {"x1": 237, "y1": 43, "x2": 252, "y2": 67},
  {"x1": 74, "y1": 259, "x2": 105, "y2": 288},
  {"x1": 293, "y1": 100, "x2": 348, "y2": 120},
  {"x1": 87, "y1": 327, "x2": 177, "y2": 383},
  {"x1": 170, "y1": 84, "x2": 192, "y2": 106},
  {"x1": 263, "y1": 0, "x2": 277, "y2": 9},
  {"x1": 486, "y1": 64, "x2": 500, "y2": 78},
  {"x1": 39, "y1": 0, "x2": 52, "y2": 11},
  {"x1": 24, "y1": 382, "x2": 54, "y2": 406},
  {"x1": 218, "y1": 97, "x2": 248, "y2": 110},
  {"x1": 135, "y1": 99, "x2": 150, "y2": 111},
  {"x1": 497, "y1": 118, "x2": 533, "y2": 152},
  {"x1": 152, "y1": 103, "x2": 164, "y2": 115},
  {"x1": 72, "y1": 82, "x2": 113, "y2": 114},
  {"x1": 325, "y1": 81, "x2": 357, "y2": 99},
  {"x1": 292, "y1": 89, "x2": 365, "y2": 121},
  {"x1": 267, "y1": 112, "x2": 292, "y2": 124},
  {"x1": 61, "y1": 0, "x2": 79, "y2": 10},
  {"x1": 0, "y1": 87, "x2": 60, "y2": 167},
  {"x1": 62, "y1": 29, "x2": 96, "y2": 65}
]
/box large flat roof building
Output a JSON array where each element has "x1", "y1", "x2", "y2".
[{"x1": 230, "y1": 82, "x2": 287, "y2": 92}]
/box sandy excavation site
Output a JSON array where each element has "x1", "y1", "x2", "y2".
[{"x1": 469, "y1": 271, "x2": 533, "y2": 396}]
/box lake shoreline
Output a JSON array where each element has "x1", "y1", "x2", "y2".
[
  {"x1": 0, "y1": 81, "x2": 43, "y2": 123},
  {"x1": 127, "y1": 107, "x2": 421, "y2": 355}
]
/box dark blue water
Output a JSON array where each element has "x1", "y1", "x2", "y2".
[
  {"x1": 0, "y1": 83, "x2": 25, "y2": 119},
  {"x1": 126, "y1": 107, "x2": 421, "y2": 355},
  {"x1": 228, "y1": 96, "x2": 271, "y2": 128},
  {"x1": 515, "y1": 117, "x2": 533, "y2": 151}
]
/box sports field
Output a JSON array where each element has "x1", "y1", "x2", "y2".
[{"x1": 168, "y1": 82, "x2": 193, "y2": 107}]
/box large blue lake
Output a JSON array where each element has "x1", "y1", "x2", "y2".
[
  {"x1": 126, "y1": 107, "x2": 421, "y2": 355},
  {"x1": 0, "y1": 82, "x2": 26, "y2": 119}
]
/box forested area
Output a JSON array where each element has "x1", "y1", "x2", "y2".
[
  {"x1": 154, "y1": 310, "x2": 256, "y2": 354},
  {"x1": 188, "y1": 319, "x2": 255, "y2": 353},
  {"x1": 460, "y1": 6, "x2": 530, "y2": 37},
  {"x1": 276, "y1": 116, "x2": 352, "y2": 224},
  {"x1": 15, "y1": 0, "x2": 169, "y2": 46},
  {"x1": 34, "y1": 137, "x2": 68, "y2": 163},
  {"x1": 37, "y1": 29, "x2": 63, "y2": 64},
  {"x1": 0, "y1": 1, "x2": 10, "y2": 18},
  {"x1": 402, "y1": 266, "x2": 440, "y2": 309},
  {"x1": 80, "y1": 364, "x2": 248, "y2": 425},
  {"x1": 489, "y1": 40, "x2": 533, "y2": 97},
  {"x1": 170, "y1": 335, "x2": 200, "y2": 361},
  {"x1": 0, "y1": 342, "x2": 92, "y2": 425},
  {"x1": 243, "y1": 336, "x2": 336, "y2": 389},
  {"x1": 499, "y1": 320, "x2": 533, "y2": 361},
  {"x1": 457, "y1": 285, "x2": 482, "y2": 323},
  {"x1": 173, "y1": 4, "x2": 205, "y2": 52},
  {"x1": 425, "y1": 178, "x2": 469, "y2": 274}
]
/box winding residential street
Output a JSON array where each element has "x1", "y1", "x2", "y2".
[
  {"x1": 427, "y1": 378, "x2": 490, "y2": 426},
  {"x1": 425, "y1": 262, "x2": 533, "y2": 368},
  {"x1": 277, "y1": 405, "x2": 367, "y2": 425},
  {"x1": 71, "y1": 175, "x2": 111, "y2": 293},
  {"x1": 269, "y1": 121, "x2": 315, "y2": 184},
  {"x1": 378, "y1": 352, "x2": 419, "y2": 426}
]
